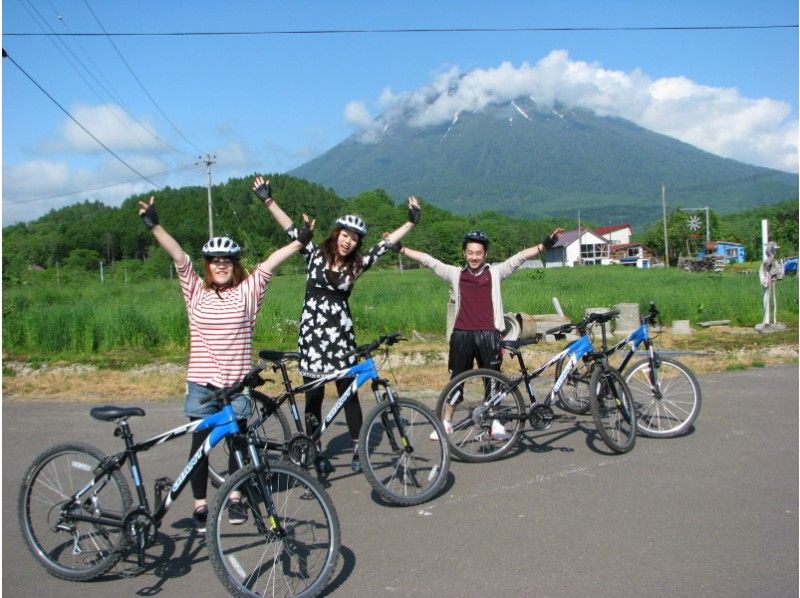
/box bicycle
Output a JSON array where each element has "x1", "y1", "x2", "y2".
[
  {"x1": 252, "y1": 332, "x2": 451, "y2": 506},
  {"x1": 18, "y1": 366, "x2": 340, "y2": 598},
  {"x1": 556, "y1": 303, "x2": 702, "y2": 438},
  {"x1": 436, "y1": 311, "x2": 637, "y2": 462}
]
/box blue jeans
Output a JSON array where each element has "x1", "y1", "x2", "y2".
[{"x1": 184, "y1": 381, "x2": 253, "y2": 419}]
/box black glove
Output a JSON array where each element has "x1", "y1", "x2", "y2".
[
  {"x1": 408, "y1": 205, "x2": 420, "y2": 225},
  {"x1": 254, "y1": 181, "x2": 272, "y2": 202},
  {"x1": 542, "y1": 232, "x2": 558, "y2": 250},
  {"x1": 295, "y1": 224, "x2": 313, "y2": 246},
  {"x1": 140, "y1": 204, "x2": 159, "y2": 230},
  {"x1": 391, "y1": 240, "x2": 403, "y2": 252}
]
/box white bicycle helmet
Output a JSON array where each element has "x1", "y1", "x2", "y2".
[
  {"x1": 335, "y1": 214, "x2": 367, "y2": 238},
  {"x1": 462, "y1": 230, "x2": 490, "y2": 249},
  {"x1": 202, "y1": 236, "x2": 242, "y2": 258}
]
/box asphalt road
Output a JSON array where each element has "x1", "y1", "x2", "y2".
[{"x1": 3, "y1": 365, "x2": 797, "y2": 597}]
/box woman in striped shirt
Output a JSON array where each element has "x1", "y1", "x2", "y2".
[{"x1": 138, "y1": 196, "x2": 312, "y2": 532}]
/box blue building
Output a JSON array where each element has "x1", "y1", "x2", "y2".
[{"x1": 699, "y1": 241, "x2": 746, "y2": 264}]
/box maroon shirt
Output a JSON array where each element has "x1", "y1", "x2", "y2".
[{"x1": 453, "y1": 266, "x2": 495, "y2": 331}]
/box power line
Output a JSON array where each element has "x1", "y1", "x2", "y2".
[
  {"x1": 3, "y1": 162, "x2": 201, "y2": 205},
  {"x1": 81, "y1": 0, "x2": 203, "y2": 156},
  {"x1": 4, "y1": 24, "x2": 797, "y2": 37},
  {"x1": 2, "y1": 48, "x2": 162, "y2": 188},
  {"x1": 17, "y1": 0, "x2": 175, "y2": 169}
]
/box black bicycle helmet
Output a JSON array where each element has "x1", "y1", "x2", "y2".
[
  {"x1": 202, "y1": 236, "x2": 242, "y2": 258},
  {"x1": 335, "y1": 214, "x2": 368, "y2": 237},
  {"x1": 462, "y1": 230, "x2": 490, "y2": 249}
]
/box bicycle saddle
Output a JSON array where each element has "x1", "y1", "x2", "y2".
[
  {"x1": 259, "y1": 349, "x2": 300, "y2": 363},
  {"x1": 502, "y1": 337, "x2": 539, "y2": 350},
  {"x1": 90, "y1": 406, "x2": 146, "y2": 421}
]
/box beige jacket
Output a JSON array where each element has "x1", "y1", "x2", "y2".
[{"x1": 416, "y1": 251, "x2": 529, "y2": 332}]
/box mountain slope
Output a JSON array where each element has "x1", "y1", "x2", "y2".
[{"x1": 290, "y1": 99, "x2": 797, "y2": 229}]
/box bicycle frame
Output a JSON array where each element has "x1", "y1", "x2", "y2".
[
  {"x1": 492, "y1": 332, "x2": 596, "y2": 409},
  {"x1": 65, "y1": 404, "x2": 241, "y2": 531},
  {"x1": 271, "y1": 354, "x2": 392, "y2": 443}
]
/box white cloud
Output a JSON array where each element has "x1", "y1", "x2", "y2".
[
  {"x1": 43, "y1": 103, "x2": 165, "y2": 154},
  {"x1": 346, "y1": 50, "x2": 798, "y2": 172}
]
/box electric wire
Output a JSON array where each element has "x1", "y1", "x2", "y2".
[
  {"x1": 4, "y1": 24, "x2": 797, "y2": 37},
  {"x1": 17, "y1": 0, "x2": 174, "y2": 170},
  {"x1": 82, "y1": 0, "x2": 203, "y2": 156},
  {"x1": 3, "y1": 49, "x2": 162, "y2": 189},
  {"x1": 4, "y1": 163, "x2": 201, "y2": 205},
  {"x1": 50, "y1": 0, "x2": 190, "y2": 160}
]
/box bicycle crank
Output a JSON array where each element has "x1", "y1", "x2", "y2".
[
  {"x1": 529, "y1": 405, "x2": 555, "y2": 430},
  {"x1": 286, "y1": 435, "x2": 318, "y2": 468}
]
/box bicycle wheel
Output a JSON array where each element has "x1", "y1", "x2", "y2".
[
  {"x1": 359, "y1": 398, "x2": 450, "y2": 505},
  {"x1": 18, "y1": 442, "x2": 132, "y2": 581},
  {"x1": 555, "y1": 355, "x2": 591, "y2": 415},
  {"x1": 207, "y1": 461, "x2": 340, "y2": 598},
  {"x1": 588, "y1": 366, "x2": 637, "y2": 453},
  {"x1": 625, "y1": 356, "x2": 702, "y2": 438},
  {"x1": 253, "y1": 395, "x2": 292, "y2": 458},
  {"x1": 436, "y1": 368, "x2": 525, "y2": 462}
]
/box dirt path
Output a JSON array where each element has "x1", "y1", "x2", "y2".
[{"x1": 3, "y1": 334, "x2": 796, "y2": 402}]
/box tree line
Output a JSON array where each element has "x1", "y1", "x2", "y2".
[{"x1": 2, "y1": 173, "x2": 797, "y2": 286}]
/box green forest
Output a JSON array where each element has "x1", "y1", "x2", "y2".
[{"x1": 3, "y1": 174, "x2": 797, "y2": 287}]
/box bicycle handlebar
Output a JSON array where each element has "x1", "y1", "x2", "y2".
[
  {"x1": 198, "y1": 363, "x2": 267, "y2": 405},
  {"x1": 544, "y1": 309, "x2": 620, "y2": 336},
  {"x1": 345, "y1": 331, "x2": 405, "y2": 359}
]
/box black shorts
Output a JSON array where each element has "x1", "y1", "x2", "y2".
[{"x1": 448, "y1": 329, "x2": 502, "y2": 379}]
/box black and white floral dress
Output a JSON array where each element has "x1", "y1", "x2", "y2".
[{"x1": 287, "y1": 225, "x2": 391, "y2": 378}]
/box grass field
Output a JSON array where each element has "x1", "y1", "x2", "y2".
[{"x1": 3, "y1": 263, "x2": 797, "y2": 366}]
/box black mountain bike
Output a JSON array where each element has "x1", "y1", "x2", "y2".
[
  {"x1": 18, "y1": 366, "x2": 340, "y2": 598},
  {"x1": 243, "y1": 332, "x2": 450, "y2": 506},
  {"x1": 436, "y1": 311, "x2": 637, "y2": 462},
  {"x1": 557, "y1": 303, "x2": 702, "y2": 437}
]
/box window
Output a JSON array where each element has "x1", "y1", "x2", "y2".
[{"x1": 580, "y1": 242, "x2": 609, "y2": 265}]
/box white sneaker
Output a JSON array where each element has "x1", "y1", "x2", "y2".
[
  {"x1": 429, "y1": 420, "x2": 453, "y2": 441},
  {"x1": 490, "y1": 420, "x2": 509, "y2": 440}
]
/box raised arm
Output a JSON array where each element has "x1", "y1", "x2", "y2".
[
  {"x1": 252, "y1": 175, "x2": 294, "y2": 231},
  {"x1": 518, "y1": 228, "x2": 565, "y2": 260},
  {"x1": 259, "y1": 218, "x2": 315, "y2": 273},
  {"x1": 398, "y1": 245, "x2": 428, "y2": 263},
  {"x1": 138, "y1": 196, "x2": 186, "y2": 266},
  {"x1": 383, "y1": 196, "x2": 421, "y2": 246}
]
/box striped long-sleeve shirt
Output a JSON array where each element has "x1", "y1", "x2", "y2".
[{"x1": 176, "y1": 256, "x2": 271, "y2": 387}]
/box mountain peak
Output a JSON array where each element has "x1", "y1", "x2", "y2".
[{"x1": 291, "y1": 102, "x2": 796, "y2": 229}]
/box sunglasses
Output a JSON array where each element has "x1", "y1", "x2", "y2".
[{"x1": 208, "y1": 258, "x2": 234, "y2": 267}]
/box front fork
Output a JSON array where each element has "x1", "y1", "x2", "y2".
[
  {"x1": 373, "y1": 380, "x2": 411, "y2": 454},
  {"x1": 237, "y1": 431, "x2": 286, "y2": 537}
]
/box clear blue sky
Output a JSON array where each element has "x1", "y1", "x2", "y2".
[{"x1": 2, "y1": 0, "x2": 797, "y2": 224}]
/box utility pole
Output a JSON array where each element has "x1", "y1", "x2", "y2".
[
  {"x1": 661, "y1": 184, "x2": 669, "y2": 267},
  {"x1": 200, "y1": 154, "x2": 217, "y2": 238}
]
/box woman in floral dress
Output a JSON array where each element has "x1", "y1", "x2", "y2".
[{"x1": 252, "y1": 176, "x2": 420, "y2": 475}]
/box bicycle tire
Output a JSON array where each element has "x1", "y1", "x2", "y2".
[
  {"x1": 209, "y1": 405, "x2": 292, "y2": 488},
  {"x1": 555, "y1": 355, "x2": 592, "y2": 415},
  {"x1": 588, "y1": 366, "x2": 637, "y2": 453},
  {"x1": 359, "y1": 398, "x2": 450, "y2": 505},
  {"x1": 207, "y1": 461, "x2": 340, "y2": 598},
  {"x1": 625, "y1": 356, "x2": 702, "y2": 438},
  {"x1": 18, "y1": 442, "x2": 132, "y2": 581},
  {"x1": 254, "y1": 397, "x2": 292, "y2": 458},
  {"x1": 436, "y1": 368, "x2": 525, "y2": 462}
]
